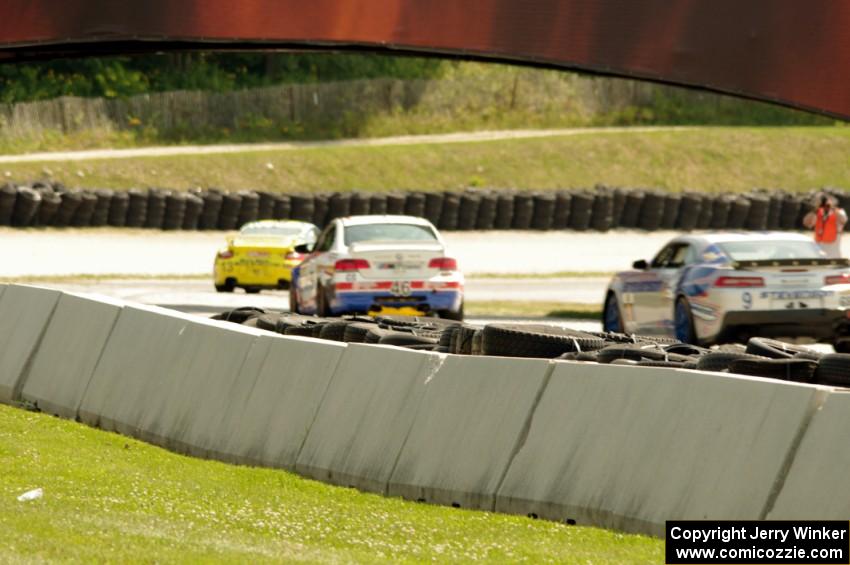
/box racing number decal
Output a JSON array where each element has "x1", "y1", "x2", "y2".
[
  {"x1": 390, "y1": 281, "x2": 412, "y2": 297},
  {"x1": 742, "y1": 291, "x2": 752, "y2": 310}
]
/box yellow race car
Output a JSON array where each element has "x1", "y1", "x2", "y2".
[{"x1": 214, "y1": 220, "x2": 319, "y2": 293}]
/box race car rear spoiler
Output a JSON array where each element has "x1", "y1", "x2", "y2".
[{"x1": 733, "y1": 257, "x2": 850, "y2": 270}]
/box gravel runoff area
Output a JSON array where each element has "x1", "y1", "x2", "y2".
[{"x1": 0, "y1": 227, "x2": 767, "y2": 277}]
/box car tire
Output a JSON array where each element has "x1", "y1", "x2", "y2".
[
  {"x1": 215, "y1": 279, "x2": 235, "y2": 293},
  {"x1": 244, "y1": 287, "x2": 261, "y2": 294},
  {"x1": 602, "y1": 293, "x2": 624, "y2": 333},
  {"x1": 832, "y1": 338, "x2": 850, "y2": 354},
  {"x1": 440, "y1": 302, "x2": 464, "y2": 321},
  {"x1": 316, "y1": 284, "x2": 331, "y2": 317},
  {"x1": 815, "y1": 354, "x2": 850, "y2": 387},
  {"x1": 482, "y1": 324, "x2": 605, "y2": 358},
  {"x1": 674, "y1": 297, "x2": 697, "y2": 344},
  {"x1": 289, "y1": 285, "x2": 301, "y2": 314}
]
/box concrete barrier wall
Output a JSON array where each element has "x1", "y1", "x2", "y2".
[
  {"x1": 133, "y1": 316, "x2": 266, "y2": 452},
  {"x1": 0, "y1": 284, "x2": 61, "y2": 404},
  {"x1": 77, "y1": 304, "x2": 196, "y2": 433},
  {"x1": 767, "y1": 391, "x2": 850, "y2": 520},
  {"x1": 213, "y1": 335, "x2": 347, "y2": 469},
  {"x1": 388, "y1": 355, "x2": 552, "y2": 511},
  {"x1": 20, "y1": 292, "x2": 124, "y2": 419},
  {"x1": 295, "y1": 343, "x2": 445, "y2": 494},
  {"x1": 4, "y1": 283, "x2": 841, "y2": 538},
  {"x1": 495, "y1": 361, "x2": 826, "y2": 536}
]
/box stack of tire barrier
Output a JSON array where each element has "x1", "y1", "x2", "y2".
[
  {"x1": 212, "y1": 308, "x2": 849, "y2": 388},
  {"x1": 0, "y1": 181, "x2": 842, "y2": 233}
]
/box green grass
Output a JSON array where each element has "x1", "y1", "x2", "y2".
[
  {"x1": 0, "y1": 404, "x2": 661, "y2": 563},
  {"x1": 2, "y1": 126, "x2": 849, "y2": 191},
  {"x1": 467, "y1": 300, "x2": 602, "y2": 319}
]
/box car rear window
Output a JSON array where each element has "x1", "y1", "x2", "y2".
[
  {"x1": 240, "y1": 224, "x2": 308, "y2": 237},
  {"x1": 718, "y1": 240, "x2": 824, "y2": 261},
  {"x1": 344, "y1": 223, "x2": 437, "y2": 245}
]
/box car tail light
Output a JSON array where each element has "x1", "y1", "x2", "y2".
[
  {"x1": 428, "y1": 257, "x2": 458, "y2": 270},
  {"x1": 334, "y1": 258, "x2": 370, "y2": 271},
  {"x1": 217, "y1": 250, "x2": 234, "y2": 259},
  {"x1": 714, "y1": 275, "x2": 765, "y2": 288},
  {"x1": 285, "y1": 251, "x2": 304, "y2": 261},
  {"x1": 825, "y1": 273, "x2": 850, "y2": 285}
]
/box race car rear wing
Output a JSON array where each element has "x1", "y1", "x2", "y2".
[{"x1": 732, "y1": 257, "x2": 850, "y2": 270}]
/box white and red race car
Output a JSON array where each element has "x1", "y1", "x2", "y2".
[
  {"x1": 290, "y1": 215, "x2": 465, "y2": 319},
  {"x1": 604, "y1": 232, "x2": 850, "y2": 349}
]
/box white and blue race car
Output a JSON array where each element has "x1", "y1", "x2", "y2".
[
  {"x1": 289, "y1": 215, "x2": 465, "y2": 319},
  {"x1": 603, "y1": 232, "x2": 850, "y2": 349}
]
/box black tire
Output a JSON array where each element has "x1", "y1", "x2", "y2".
[
  {"x1": 404, "y1": 192, "x2": 426, "y2": 219},
  {"x1": 386, "y1": 193, "x2": 407, "y2": 215},
  {"x1": 90, "y1": 189, "x2": 113, "y2": 227},
  {"x1": 552, "y1": 191, "x2": 572, "y2": 229},
  {"x1": 602, "y1": 293, "x2": 624, "y2": 333},
  {"x1": 745, "y1": 337, "x2": 804, "y2": 359},
  {"x1": 145, "y1": 189, "x2": 167, "y2": 229},
  {"x1": 637, "y1": 360, "x2": 687, "y2": 369},
  {"x1": 36, "y1": 190, "x2": 61, "y2": 226},
  {"x1": 423, "y1": 192, "x2": 444, "y2": 225},
  {"x1": 610, "y1": 187, "x2": 626, "y2": 228},
  {"x1": 596, "y1": 343, "x2": 691, "y2": 364},
  {"x1": 439, "y1": 192, "x2": 460, "y2": 230},
  {"x1": 315, "y1": 285, "x2": 331, "y2": 317},
  {"x1": 767, "y1": 192, "x2": 784, "y2": 230},
  {"x1": 284, "y1": 324, "x2": 318, "y2": 337},
  {"x1": 198, "y1": 190, "x2": 223, "y2": 229},
  {"x1": 511, "y1": 193, "x2": 534, "y2": 230},
  {"x1": 238, "y1": 191, "x2": 261, "y2": 228},
  {"x1": 729, "y1": 358, "x2": 818, "y2": 383},
  {"x1": 745, "y1": 194, "x2": 770, "y2": 231},
  {"x1": 676, "y1": 193, "x2": 702, "y2": 231},
  {"x1": 379, "y1": 333, "x2": 439, "y2": 347},
  {"x1": 457, "y1": 192, "x2": 481, "y2": 231},
  {"x1": 695, "y1": 351, "x2": 767, "y2": 372},
  {"x1": 660, "y1": 193, "x2": 681, "y2": 229},
  {"x1": 256, "y1": 191, "x2": 276, "y2": 220},
  {"x1": 182, "y1": 193, "x2": 204, "y2": 230},
  {"x1": 696, "y1": 194, "x2": 715, "y2": 229},
  {"x1": 107, "y1": 190, "x2": 129, "y2": 227},
  {"x1": 326, "y1": 192, "x2": 351, "y2": 222},
  {"x1": 482, "y1": 324, "x2": 605, "y2": 358},
  {"x1": 832, "y1": 338, "x2": 850, "y2": 354},
  {"x1": 344, "y1": 322, "x2": 377, "y2": 343},
  {"x1": 727, "y1": 197, "x2": 751, "y2": 229},
  {"x1": 12, "y1": 186, "x2": 41, "y2": 227},
  {"x1": 589, "y1": 191, "x2": 613, "y2": 232},
  {"x1": 637, "y1": 191, "x2": 665, "y2": 231},
  {"x1": 779, "y1": 196, "x2": 802, "y2": 230},
  {"x1": 439, "y1": 302, "x2": 464, "y2": 321},
  {"x1": 290, "y1": 194, "x2": 315, "y2": 223},
  {"x1": 0, "y1": 183, "x2": 16, "y2": 225},
  {"x1": 71, "y1": 191, "x2": 98, "y2": 227},
  {"x1": 349, "y1": 192, "x2": 371, "y2": 216},
  {"x1": 494, "y1": 192, "x2": 515, "y2": 230},
  {"x1": 312, "y1": 193, "x2": 330, "y2": 227},
  {"x1": 273, "y1": 194, "x2": 292, "y2": 219},
  {"x1": 531, "y1": 193, "x2": 556, "y2": 231},
  {"x1": 162, "y1": 192, "x2": 187, "y2": 230},
  {"x1": 52, "y1": 190, "x2": 83, "y2": 227},
  {"x1": 210, "y1": 306, "x2": 265, "y2": 324},
  {"x1": 568, "y1": 192, "x2": 593, "y2": 231},
  {"x1": 619, "y1": 190, "x2": 644, "y2": 229},
  {"x1": 814, "y1": 354, "x2": 850, "y2": 387},
  {"x1": 475, "y1": 192, "x2": 498, "y2": 230},
  {"x1": 709, "y1": 195, "x2": 733, "y2": 230},
  {"x1": 674, "y1": 297, "x2": 697, "y2": 345},
  {"x1": 244, "y1": 287, "x2": 261, "y2": 294},
  {"x1": 318, "y1": 320, "x2": 350, "y2": 342},
  {"x1": 215, "y1": 279, "x2": 236, "y2": 293},
  {"x1": 369, "y1": 193, "x2": 388, "y2": 215},
  {"x1": 255, "y1": 314, "x2": 281, "y2": 332},
  {"x1": 454, "y1": 324, "x2": 479, "y2": 354}
]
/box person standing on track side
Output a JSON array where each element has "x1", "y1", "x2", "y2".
[{"x1": 803, "y1": 193, "x2": 847, "y2": 258}]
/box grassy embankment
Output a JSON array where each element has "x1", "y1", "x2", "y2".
[
  {"x1": 2, "y1": 127, "x2": 848, "y2": 191},
  {"x1": 0, "y1": 404, "x2": 662, "y2": 562}
]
